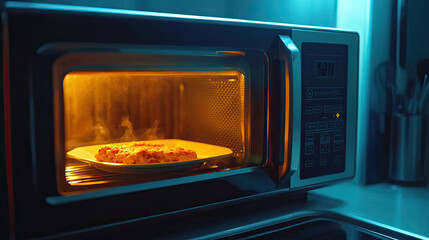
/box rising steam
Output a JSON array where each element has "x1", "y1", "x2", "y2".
[
  {"x1": 141, "y1": 120, "x2": 163, "y2": 140},
  {"x1": 94, "y1": 120, "x2": 110, "y2": 141},
  {"x1": 119, "y1": 117, "x2": 162, "y2": 142},
  {"x1": 119, "y1": 116, "x2": 137, "y2": 142}
]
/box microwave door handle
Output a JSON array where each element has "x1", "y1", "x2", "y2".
[{"x1": 278, "y1": 35, "x2": 301, "y2": 181}]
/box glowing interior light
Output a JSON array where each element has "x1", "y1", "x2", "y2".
[{"x1": 61, "y1": 70, "x2": 247, "y2": 193}]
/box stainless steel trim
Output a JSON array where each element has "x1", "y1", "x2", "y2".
[
  {"x1": 46, "y1": 166, "x2": 259, "y2": 205},
  {"x1": 290, "y1": 29, "x2": 359, "y2": 189},
  {"x1": 278, "y1": 35, "x2": 301, "y2": 180},
  {"x1": 5, "y1": 1, "x2": 356, "y2": 34},
  {"x1": 192, "y1": 210, "x2": 424, "y2": 240}
]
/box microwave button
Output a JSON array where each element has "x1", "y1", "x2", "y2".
[
  {"x1": 334, "y1": 131, "x2": 344, "y2": 141},
  {"x1": 334, "y1": 142, "x2": 344, "y2": 152},
  {"x1": 334, "y1": 155, "x2": 343, "y2": 163},
  {"x1": 323, "y1": 105, "x2": 331, "y2": 113},
  {"x1": 314, "y1": 106, "x2": 322, "y2": 114},
  {"x1": 305, "y1": 106, "x2": 314, "y2": 115},
  {"x1": 304, "y1": 134, "x2": 315, "y2": 155},
  {"x1": 319, "y1": 158, "x2": 327, "y2": 166},
  {"x1": 320, "y1": 143, "x2": 330, "y2": 154},
  {"x1": 318, "y1": 122, "x2": 327, "y2": 131},
  {"x1": 304, "y1": 159, "x2": 314, "y2": 168},
  {"x1": 335, "y1": 120, "x2": 344, "y2": 128},
  {"x1": 305, "y1": 143, "x2": 315, "y2": 155},
  {"x1": 327, "y1": 121, "x2": 335, "y2": 130},
  {"x1": 305, "y1": 134, "x2": 315, "y2": 142},
  {"x1": 306, "y1": 122, "x2": 318, "y2": 131},
  {"x1": 320, "y1": 133, "x2": 330, "y2": 154}
]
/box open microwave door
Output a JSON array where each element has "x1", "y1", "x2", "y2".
[{"x1": 264, "y1": 35, "x2": 301, "y2": 184}]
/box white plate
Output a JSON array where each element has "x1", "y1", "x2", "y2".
[{"x1": 66, "y1": 139, "x2": 233, "y2": 174}]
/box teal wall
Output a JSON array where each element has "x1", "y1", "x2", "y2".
[{"x1": 18, "y1": 0, "x2": 338, "y2": 27}]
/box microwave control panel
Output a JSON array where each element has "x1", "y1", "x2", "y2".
[{"x1": 300, "y1": 42, "x2": 348, "y2": 179}]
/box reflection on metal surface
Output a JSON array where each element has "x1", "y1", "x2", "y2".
[
  {"x1": 66, "y1": 159, "x2": 123, "y2": 186},
  {"x1": 312, "y1": 183, "x2": 429, "y2": 239},
  {"x1": 63, "y1": 157, "x2": 246, "y2": 195},
  {"x1": 281, "y1": 58, "x2": 291, "y2": 179},
  {"x1": 216, "y1": 51, "x2": 246, "y2": 56},
  {"x1": 196, "y1": 210, "x2": 424, "y2": 240}
]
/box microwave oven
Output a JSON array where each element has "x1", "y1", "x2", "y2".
[{"x1": 1, "y1": 2, "x2": 358, "y2": 239}]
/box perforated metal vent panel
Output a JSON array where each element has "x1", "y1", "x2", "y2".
[{"x1": 182, "y1": 72, "x2": 246, "y2": 160}]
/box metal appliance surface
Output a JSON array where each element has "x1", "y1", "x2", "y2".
[
  {"x1": 36, "y1": 191, "x2": 422, "y2": 240},
  {"x1": 1, "y1": 1, "x2": 358, "y2": 239},
  {"x1": 388, "y1": 114, "x2": 428, "y2": 183}
]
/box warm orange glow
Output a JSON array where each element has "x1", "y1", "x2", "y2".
[
  {"x1": 63, "y1": 70, "x2": 245, "y2": 152},
  {"x1": 65, "y1": 164, "x2": 111, "y2": 186},
  {"x1": 215, "y1": 51, "x2": 246, "y2": 56},
  {"x1": 280, "y1": 60, "x2": 291, "y2": 179},
  {"x1": 62, "y1": 70, "x2": 247, "y2": 190},
  {"x1": 68, "y1": 180, "x2": 110, "y2": 186},
  {"x1": 64, "y1": 71, "x2": 244, "y2": 77}
]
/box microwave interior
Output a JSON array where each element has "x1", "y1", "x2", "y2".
[{"x1": 54, "y1": 50, "x2": 263, "y2": 195}]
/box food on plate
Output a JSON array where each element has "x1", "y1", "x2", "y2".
[{"x1": 95, "y1": 142, "x2": 198, "y2": 164}]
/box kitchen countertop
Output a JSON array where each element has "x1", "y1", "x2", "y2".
[
  {"x1": 56, "y1": 181, "x2": 429, "y2": 239},
  {"x1": 310, "y1": 182, "x2": 429, "y2": 239},
  {"x1": 189, "y1": 181, "x2": 429, "y2": 239}
]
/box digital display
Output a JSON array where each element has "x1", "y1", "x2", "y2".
[{"x1": 315, "y1": 60, "x2": 335, "y2": 78}]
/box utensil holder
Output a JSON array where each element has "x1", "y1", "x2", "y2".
[{"x1": 388, "y1": 114, "x2": 428, "y2": 184}]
